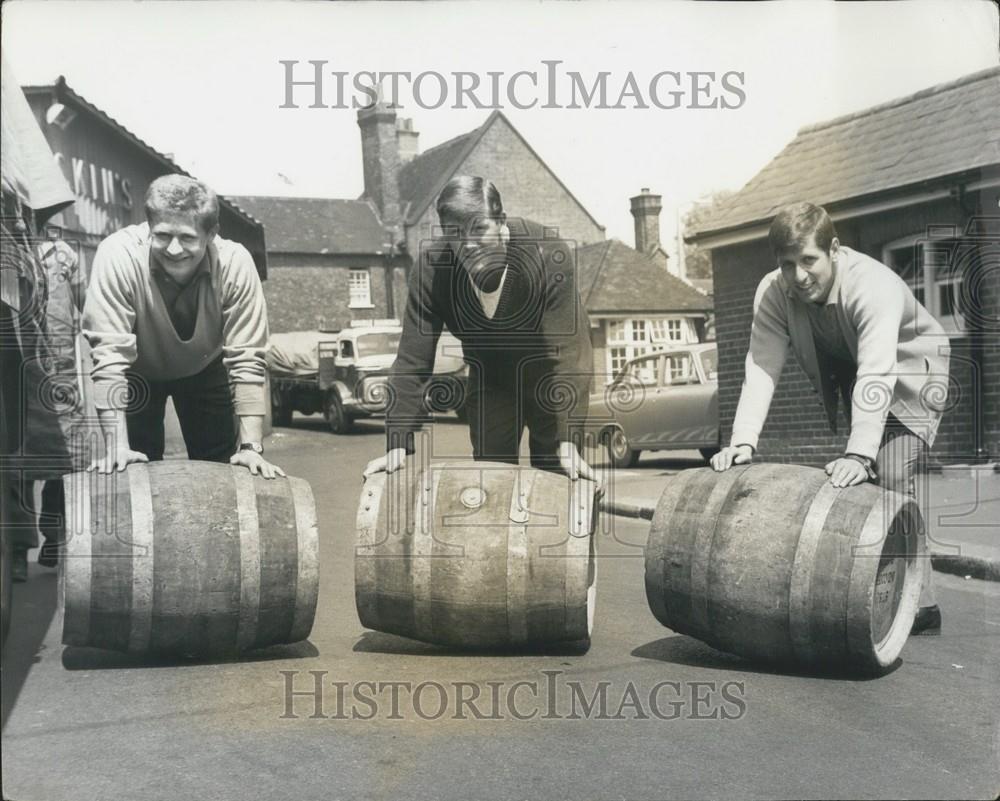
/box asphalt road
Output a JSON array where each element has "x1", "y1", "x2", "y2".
[{"x1": 2, "y1": 415, "x2": 999, "y2": 801}]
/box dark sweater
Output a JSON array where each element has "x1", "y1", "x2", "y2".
[{"x1": 386, "y1": 218, "x2": 593, "y2": 452}]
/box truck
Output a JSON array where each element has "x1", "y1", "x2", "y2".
[{"x1": 267, "y1": 322, "x2": 468, "y2": 434}]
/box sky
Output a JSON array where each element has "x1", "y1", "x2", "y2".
[{"x1": 2, "y1": 0, "x2": 997, "y2": 258}]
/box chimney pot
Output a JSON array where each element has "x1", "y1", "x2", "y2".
[
  {"x1": 629, "y1": 188, "x2": 663, "y2": 256},
  {"x1": 358, "y1": 100, "x2": 402, "y2": 228}
]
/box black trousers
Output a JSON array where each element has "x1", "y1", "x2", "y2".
[
  {"x1": 464, "y1": 364, "x2": 561, "y2": 471},
  {"x1": 126, "y1": 357, "x2": 238, "y2": 462}
]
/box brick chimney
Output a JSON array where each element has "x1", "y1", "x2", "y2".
[
  {"x1": 357, "y1": 100, "x2": 402, "y2": 228},
  {"x1": 396, "y1": 117, "x2": 420, "y2": 164},
  {"x1": 630, "y1": 188, "x2": 664, "y2": 257}
]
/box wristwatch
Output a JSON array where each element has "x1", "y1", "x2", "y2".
[
  {"x1": 239, "y1": 442, "x2": 264, "y2": 455},
  {"x1": 844, "y1": 453, "x2": 877, "y2": 481}
]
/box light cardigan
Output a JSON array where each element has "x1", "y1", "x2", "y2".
[
  {"x1": 82, "y1": 223, "x2": 268, "y2": 416},
  {"x1": 731, "y1": 246, "x2": 951, "y2": 460}
]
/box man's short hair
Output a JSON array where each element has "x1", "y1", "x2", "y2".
[
  {"x1": 768, "y1": 202, "x2": 836, "y2": 254},
  {"x1": 144, "y1": 174, "x2": 219, "y2": 232},
  {"x1": 435, "y1": 176, "x2": 504, "y2": 226}
]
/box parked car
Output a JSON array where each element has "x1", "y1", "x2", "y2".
[
  {"x1": 586, "y1": 343, "x2": 720, "y2": 467},
  {"x1": 268, "y1": 324, "x2": 468, "y2": 433}
]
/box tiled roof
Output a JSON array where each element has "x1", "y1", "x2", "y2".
[
  {"x1": 229, "y1": 196, "x2": 390, "y2": 255},
  {"x1": 687, "y1": 278, "x2": 714, "y2": 296},
  {"x1": 396, "y1": 110, "x2": 604, "y2": 233},
  {"x1": 577, "y1": 239, "x2": 713, "y2": 314},
  {"x1": 397, "y1": 125, "x2": 484, "y2": 225},
  {"x1": 691, "y1": 66, "x2": 1000, "y2": 239}
]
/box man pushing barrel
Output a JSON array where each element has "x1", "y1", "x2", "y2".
[
  {"x1": 710, "y1": 202, "x2": 950, "y2": 635},
  {"x1": 82, "y1": 175, "x2": 284, "y2": 478},
  {"x1": 364, "y1": 176, "x2": 598, "y2": 486}
]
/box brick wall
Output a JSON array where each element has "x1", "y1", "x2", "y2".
[
  {"x1": 263, "y1": 253, "x2": 406, "y2": 333},
  {"x1": 710, "y1": 196, "x2": 997, "y2": 466},
  {"x1": 404, "y1": 115, "x2": 605, "y2": 256}
]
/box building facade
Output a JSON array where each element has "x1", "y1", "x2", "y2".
[
  {"x1": 689, "y1": 67, "x2": 1000, "y2": 466},
  {"x1": 21, "y1": 77, "x2": 266, "y2": 278},
  {"x1": 229, "y1": 196, "x2": 403, "y2": 333},
  {"x1": 248, "y1": 106, "x2": 710, "y2": 386}
]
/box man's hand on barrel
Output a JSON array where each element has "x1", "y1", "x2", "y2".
[
  {"x1": 89, "y1": 446, "x2": 149, "y2": 474},
  {"x1": 230, "y1": 449, "x2": 287, "y2": 479},
  {"x1": 710, "y1": 444, "x2": 753, "y2": 472},
  {"x1": 558, "y1": 441, "x2": 604, "y2": 497},
  {"x1": 825, "y1": 456, "x2": 871, "y2": 488},
  {"x1": 363, "y1": 447, "x2": 408, "y2": 478}
]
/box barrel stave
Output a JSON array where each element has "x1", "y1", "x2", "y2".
[
  {"x1": 355, "y1": 461, "x2": 597, "y2": 648},
  {"x1": 62, "y1": 462, "x2": 319, "y2": 658},
  {"x1": 252, "y1": 482, "x2": 300, "y2": 650},
  {"x1": 697, "y1": 465, "x2": 817, "y2": 662},
  {"x1": 644, "y1": 464, "x2": 923, "y2": 672}
]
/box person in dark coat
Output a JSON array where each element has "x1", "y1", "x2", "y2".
[{"x1": 364, "y1": 176, "x2": 599, "y2": 486}]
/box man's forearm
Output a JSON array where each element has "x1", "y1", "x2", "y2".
[
  {"x1": 97, "y1": 408, "x2": 130, "y2": 452},
  {"x1": 239, "y1": 415, "x2": 264, "y2": 446}
]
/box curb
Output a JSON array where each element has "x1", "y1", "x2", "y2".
[{"x1": 598, "y1": 499, "x2": 1000, "y2": 582}]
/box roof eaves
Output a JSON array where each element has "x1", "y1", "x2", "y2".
[{"x1": 687, "y1": 165, "x2": 1000, "y2": 246}]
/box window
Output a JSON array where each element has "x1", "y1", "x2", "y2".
[
  {"x1": 698, "y1": 348, "x2": 719, "y2": 381},
  {"x1": 605, "y1": 316, "x2": 698, "y2": 378},
  {"x1": 650, "y1": 318, "x2": 684, "y2": 344},
  {"x1": 356, "y1": 331, "x2": 402, "y2": 358},
  {"x1": 349, "y1": 269, "x2": 373, "y2": 308},
  {"x1": 883, "y1": 235, "x2": 965, "y2": 334},
  {"x1": 609, "y1": 347, "x2": 630, "y2": 376},
  {"x1": 663, "y1": 353, "x2": 696, "y2": 385},
  {"x1": 624, "y1": 355, "x2": 662, "y2": 386}
]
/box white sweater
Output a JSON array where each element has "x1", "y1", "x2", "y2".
[
  {"x1": 82, "y1": 223, "x2": 269, "y2": 416},
  {"x1": 731, "y1": 246, "x2": 951, "y2": 459}
]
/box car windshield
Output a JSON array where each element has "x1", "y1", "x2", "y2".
[
  {"x1": 699, "y1": 348, "x2": 719, "y2": 381},
  {"x1": 355, "y1": 332, "x2": 401, "y2": 358}
]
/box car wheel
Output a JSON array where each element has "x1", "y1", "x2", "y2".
[
  {"x1": 699, "y1": 446, "x2": 720, "y2": 463},
  {"x1": 324, "y1": 392, "x2": 354, "y2": 434},
  {"x1": 604, "y1": 427, "x2": 640, "y2": 468},
  {"x1": 271, "y1": 387, "x2": 292, "y2": 427}
]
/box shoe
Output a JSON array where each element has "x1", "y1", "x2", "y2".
[
  {"x1": 38, "y1": 541, "x2": 62, "y2": 568},
  {"x1": 911, "y1": 605, "x2": 942, "y2": 636},
  {"x1": 11, "y1": 548, "x2": 28, "y2": 583}
]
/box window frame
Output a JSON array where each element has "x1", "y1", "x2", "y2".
[
  {"x1": 348, "y1": 268, "x2": 374, "y2": 309},
  {"x1": 882, "y1": 234, "x2": 966, "y2": 335}
]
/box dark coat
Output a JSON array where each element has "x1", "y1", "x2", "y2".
[{"x1": 386, "y1": 217, "x2": 593, "y2": 452}]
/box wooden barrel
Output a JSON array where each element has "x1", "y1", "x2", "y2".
[
  {"x1": 61, "y1": 461, "x2": 319, "y2": 658},
  {"x1": 644, "y1": 464, "x2": 923, "y2": 673},
  {"x1": 356, "y1": 461, "x2": 597, "y2": 648}
]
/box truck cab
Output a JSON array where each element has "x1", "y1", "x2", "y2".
[{"x1": 268, "y1": 321, "x2": 469, "y2": 434}]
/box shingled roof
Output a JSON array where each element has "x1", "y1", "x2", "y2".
[
  {"x1": 691, "y1": 66, "x2": 1000, "y2": 242},
  {"x1": 577, "y1": 239, "x2": 712, "y2": 314},
  {"x1": 229, "y1": 196, "x2": 391, "y2": 255},
  {"x1": 396, "y1": 110, "x2": 603, "y2": 232},
  {"x1": 398, "y1": 126, "x2": 482, "y2": 226}
]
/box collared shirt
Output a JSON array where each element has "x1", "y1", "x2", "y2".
[{"x1": 471, "y1": 264, "x2": 508, "y2": 320}]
